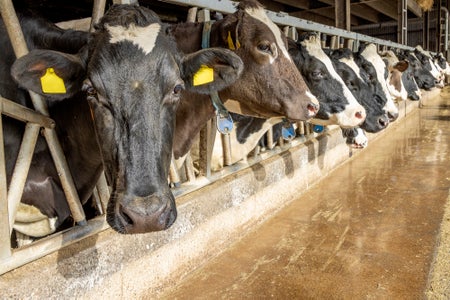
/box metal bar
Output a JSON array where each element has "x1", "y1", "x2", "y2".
[
  {"x1": 0, "y1": 0, "x2": 86, "y2": 225},
  {"x1": 0, "y1": 112, "x2": 11, "y2": 259},
  {"x1": 158, "y1": 0, "x2": 415, "y2": 50},
  {"x1": 0, "y1": 215, "x2": 109, "y2": 276},
  {"x1": 1, "y1": 96, "x2": 55, "y2": 129},
  {"x1": 184, "y1": 152, "x2": 196, "y2": 182},
  {"x1": 42, "y1": 127, "x2": 86, "y2": 224},
  {"x1": 7, "y1": 123, "x2": 40, "y2": 234},
  {"x1": 95, "y1": 171, "x2": 109, "y2": 213},
  {"x1": 169, "y1": 157, "x2": 181, "y2": 187},
  {"x1": 221, "y1": 133, "x2": 232, "y2": 166},
  {"x1": 89, "y1": 0, "x2": 107, "y2": 32}
]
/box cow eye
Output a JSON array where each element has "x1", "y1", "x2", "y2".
[
  {"x1": 173, "y1": 84, "x2": 184, "y2": 95},
  {"x1": 257, "y1": 42, "x2": 271, "y2": 54},
  {"x1": 312, "y1": 70, "x2": 323, "y2": 79}
]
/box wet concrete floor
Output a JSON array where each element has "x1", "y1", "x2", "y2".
[{"x1": 161, "y1": 89, "x2": 450, "y2": 299}]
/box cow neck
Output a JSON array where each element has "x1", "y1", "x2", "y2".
[{"x1": 202, "y1": 20, "x2": 233, "y2": 134}]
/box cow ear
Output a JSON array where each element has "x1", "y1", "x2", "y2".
[
  {"x1": 11, "y1": 49, "x2": 86, "y2": 100},
  {"x1": 393, "y1": 60, "x2": 409, "y2": 72},
  {"x1": 180, "y1": 48, "x2": 243, "y2": 94}
]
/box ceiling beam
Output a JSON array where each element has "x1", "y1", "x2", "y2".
[
  {"x1": 293, "y1": 7, "x2": 360, "y2": 26},
  {"x1": 289, "y1": 11, "x2": 334, "y2": 26},
  {"x1": 360, "y1": 0, "x2": 397, "y2": 19},
  {"x1": 408, "y1": 0, "x2": 423, "y2": 17},
  {"x1": 351, "y1": 3, "x2": 381, "y2": 23},
  {"x1": 273, "y1": 0, "x2": 310, "y2": 10}
]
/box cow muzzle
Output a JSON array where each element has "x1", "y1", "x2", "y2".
[{"x1": 110, "y1": 193, "x2": 177, "y2": 234}]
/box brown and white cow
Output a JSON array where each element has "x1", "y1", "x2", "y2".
[{"x1": 170, "y1": 0, "x2": 319, "y2": 162}]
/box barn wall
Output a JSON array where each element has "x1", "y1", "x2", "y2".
[
  {"x1": 0, "y1": 89, "x2": 440, "y2": 299},
  {"x1": 353, "y1": 10, "x2": 440, "y2": 49}
]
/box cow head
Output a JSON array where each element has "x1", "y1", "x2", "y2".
[
  {"x1": 11, "y1": 5, "x2": 243, "y2": 234},
  {"x1": 211, "y1": 0, "x2": 319, "y2": 121},
  {"x1": 414, "y1": 46, "x2": 443, "y2": 87},
  {"x1": 357, "y1": 44, "x2": 399, "y2": 121},
  {"x1": 329, "y1": 50, "x2": 389, "y2": 133},
  {"x1": 289, "y1": 33, "x2": 366, "y2": 128}
]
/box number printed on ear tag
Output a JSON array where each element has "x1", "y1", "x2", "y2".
[
  {"x1": 193, "y1": 65, "x2": 214, "y2": 86},
  {"x1": 40, "y1": 68, "x2": 66, "y2": 94}
]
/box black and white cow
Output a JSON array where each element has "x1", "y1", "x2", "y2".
[
  {"x1": 396, "y1": 49, "x2": 437, "y2": 91},
  {"x1": 414, "y1": 45, "x2": 444, "y2": 87},
  {"x1": 357, "y1": 43, "x2": 399, "y2": 121},
  {"x1": 433, "y1": 52, "x2": 450, "y2": 83},
  {"x1": 5, "y1": 5, "x2": 244, "y2": 236},
  {"x1": 289, "y1": 33, "x2": 366, "y2": 128}
]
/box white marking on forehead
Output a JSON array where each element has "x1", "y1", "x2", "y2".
[
  {"x1": 303, "y1": 37, "x2": 359, "y2": 107},
  {"x1": 245, "y1": 7, "x2": 291, "y2": 61},
  {"x1": 339, "y1": 57, "x2": 363, "y2": 80},
  {"x1": 106, "y1": 23, "x2": 161, "y2": 55}
]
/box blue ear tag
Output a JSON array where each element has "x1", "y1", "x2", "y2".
[
  {"x1": 216, "y1": 112, "x2": 234, "y2": 134},
  {"x1": 282, "y1": 121, "x2": 295, "y2": 140},
  {"x1": 313, "y1": 125, "x2": 325, "y2": 133}
]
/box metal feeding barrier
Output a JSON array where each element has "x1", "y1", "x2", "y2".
[{"x1": 0, "y1": 0, "x2": 419, "y2": 275}]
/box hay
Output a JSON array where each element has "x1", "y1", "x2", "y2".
[{"x1": 416, "y1": 0, "x2": 434, "y2": 12}]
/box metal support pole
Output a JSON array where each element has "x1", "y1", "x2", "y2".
[
  {"x1": 0, "y1": 111, "x2": 11, "y2": 259},
  {"x1": 90, "y1": 0, "x2": 107, "y2": 32},
  {"x1": 7, "y1": 123, "x2": 40, "y2": 233},
  {"x1": 221, "y1": 133, "x2": 232, "y2": 166}
]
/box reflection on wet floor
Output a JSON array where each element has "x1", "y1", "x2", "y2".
[{"x1": 162, "y1": 89, "x2": 450, "y2": 299}]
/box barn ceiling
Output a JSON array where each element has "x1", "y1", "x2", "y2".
[
  {"x1": 258, "y1": 0, "x2": 425, "y2": 28},
  {"x1": 11, "y1": 0, "x2": 429, "y2": 29}
]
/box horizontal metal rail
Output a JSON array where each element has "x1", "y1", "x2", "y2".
[{"x1": 159, "y1": 0, "x2": 415, "y2": 51}]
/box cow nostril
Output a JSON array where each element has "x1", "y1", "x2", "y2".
[
  {"x1": 307, "y1": 103, "x2": 318, "y2": 114},
  {"x1": 378, "y1": 116, "x2": 388, "y2": 127},
  {"x1": 119, "y1": 206, "x2": 133, "y2": 226},
  {"x1": 355, "y1": 111, "x2": 364, "y2": 119}
]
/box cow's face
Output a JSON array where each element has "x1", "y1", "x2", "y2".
[
  {"x1": 11, "y1": 5, "x2": 243, "y2": 234},
  {"x1": 332, "y1": 58, "x2": 388, "y2": 133},
  {"x1": 289, "y1": 34, "x2": 366, "y2": 128},
  {"x1": 407, "y1": 53, "x2": 436, "y2": 90},
  {"x1": 214, "y1": 1, "x2": 319, "y2": 121},
  {"x1": 359, "y1": 44, "x2": 399, "y2": 121},
  {"x1": 401, "y1": 61, "x2": 421, "y2": 101}
]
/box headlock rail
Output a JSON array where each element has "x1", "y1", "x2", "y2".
[{"x1": 0, "y1": 0, "x2": 435, "y2": 275}]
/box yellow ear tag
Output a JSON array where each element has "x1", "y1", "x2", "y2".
[
  {"x1": 193, "y1": 65, "x2": 214, "y2": 86},
  {"x1": 227, "y1": 31, "x2": 236, "y2": 50},
  {"x1": 40, "y1": 68, "x2": 66, "y2": 94}
]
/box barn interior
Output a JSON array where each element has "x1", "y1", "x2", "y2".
[
  {"x1": 11, "y1": 0, "x2": 448, "y2": 53},
  {"x1": 1, "y1": 0, "x2": 450, "y2": 298}
]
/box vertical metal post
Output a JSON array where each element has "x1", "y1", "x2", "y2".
[
  {"x1": 397, "y1": 0, "x2": 408, "y2": 45},
  {"x1": 7, "y1": 123, "x2": 40, "y2": 233},
  {"x1": 90, "y1": 0, "x2": 107, "y2": 32},
  {"x1": 0, "y1": 111, "x2": 11, "y2": 258}
]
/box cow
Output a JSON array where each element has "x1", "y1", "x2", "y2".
[
  {"x1": 195, "y1": 32, "x2": 371, "y2": 171},
  {"x1": 328, "y1": 48, "x2": 389, "y2": 134},
  {"x1": 4, "y1": 5, "x2": 245, "y2": 236},
  {"x1": 171, "y1": 0, "x2": 319, "y2": 167},
  {"x1": 433, "y1": 52, "x2": 450, "y2": 84},
  {"x1": 357, "y1": 43, "x2": 400, "y2": 122},
  {"x1": 396, "y1": 49, "x2": 437, "y2": 91},
  {"x1": 380, "y1": 50, "x2": 421, "y2": 101},
  {"x1": 414, "y1": 45, "x2": 444, "y2": 87},
  {"x1": 289, "y1": 33, "x2": 366, "y2": 128}
]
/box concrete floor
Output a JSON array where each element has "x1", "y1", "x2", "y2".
[{"x1": 160, "y1": 89, "x2": 450, "y2": 299}]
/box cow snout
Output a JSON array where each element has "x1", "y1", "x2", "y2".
[
  {"x1": 409, "y1": 92, "x2": 420, "y2": 101},
  {"x1": 112, "y1": 193, "x2": 177, "y2": 234},
  {"x1": 307, "y1": 102, "x2": 319, "y2": 117},
  {"x1": 377, "y1": 114, "x2": 389, "y2": 129},
  {"x1": 387, "y1": 111, "x2": 399, "y2": 122}
]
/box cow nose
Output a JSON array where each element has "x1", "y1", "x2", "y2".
[
  {"x1": 117, "y1": 194, "x2": 177, "y2": 234},
  {"x1": 378, "y1": 115, "x2": 389, "y2": 128},
  {"x1": 355, "y1": 110, "x2": 365, "y2": 120},
  {"x1": 409, "y1": 93, "x2": 420, "y2": 101},
  {"x1": 388, "y1": 111, "x2": 399, "y2": 121},
  {"x1": 307, "y1": 102, "x2": 319, "y2": 117}
]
